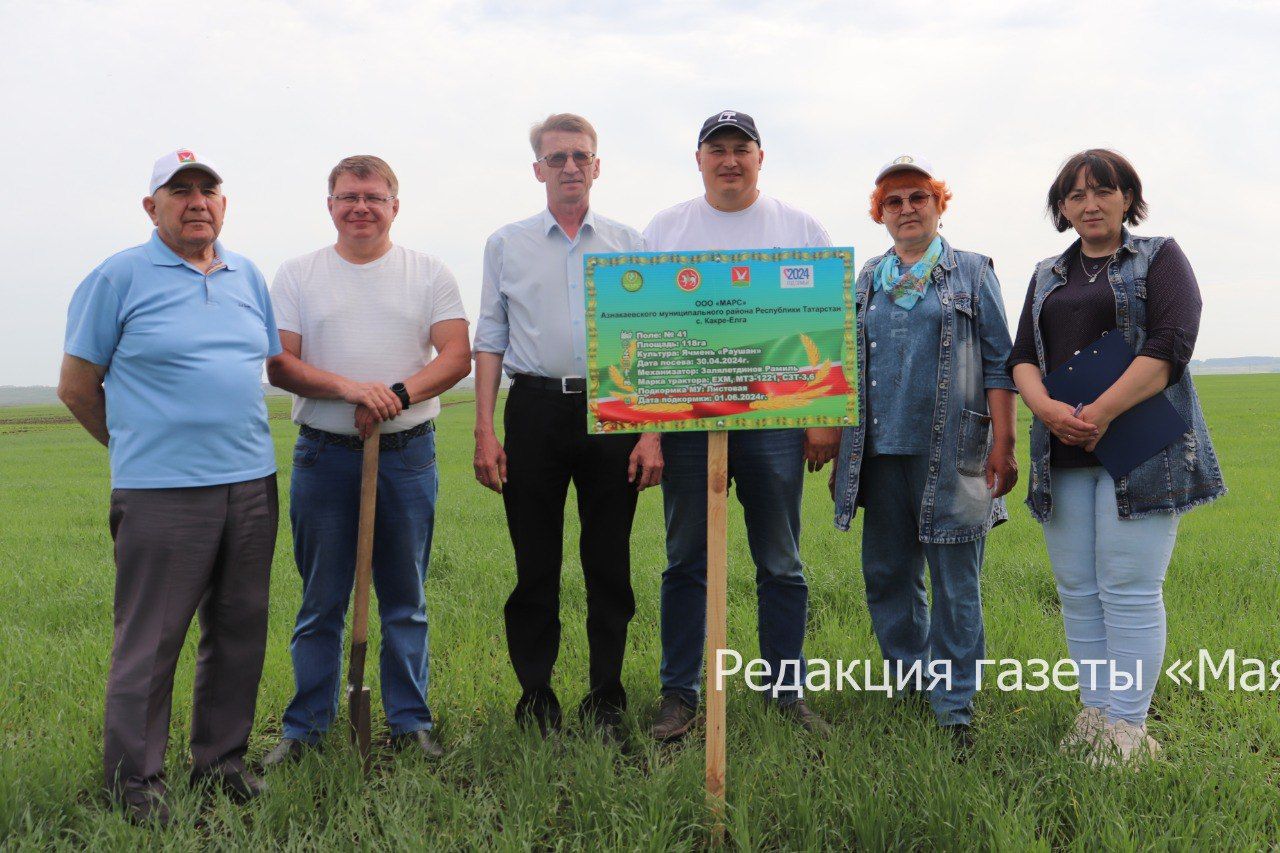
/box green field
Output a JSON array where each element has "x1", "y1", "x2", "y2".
[{"x1": 2, "y1": 376, "x2": 1278, "y2": 850}]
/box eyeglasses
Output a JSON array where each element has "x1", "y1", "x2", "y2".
[
  {"x1": 881, "y1": 191, "x2": 933, "y2": 213},
  {"x1": 538, "y1": 151, "x2": 596, "y2": 169},
  {"x1": 328, "y1": 193, "x2": 396, "y2": 207}
]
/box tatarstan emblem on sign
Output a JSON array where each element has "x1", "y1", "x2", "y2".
[{"x1": 676, "y1": 267, "x2": 701, "y2": 292}]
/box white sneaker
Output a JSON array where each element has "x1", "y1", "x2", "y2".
[
  {"x1": 1059, "y1": 706, "x2": 1106, "y2": 752},
  {"x1": 1091, "y1": 719, "x2": 1161, "y2": 767}
]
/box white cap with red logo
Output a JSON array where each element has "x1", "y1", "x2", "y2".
[{"x1": 148, "y1": 149, "x2": 223, "y2": 195}]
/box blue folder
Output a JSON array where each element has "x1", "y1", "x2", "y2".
[{"x1": 1042, "y1": 329, "x2": 1189, "y2": 480}]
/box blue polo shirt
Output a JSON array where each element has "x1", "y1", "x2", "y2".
[{"x1": 64, "y1": 230, "x2": 282, "y2": 489}]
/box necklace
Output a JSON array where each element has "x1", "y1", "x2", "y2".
[{"x1": 1079, "y1": 250, "x2": 1116, "y2": 284}]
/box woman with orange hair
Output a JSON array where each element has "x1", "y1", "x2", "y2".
[{"x1": 830, "y1": 155, "x2": 1018, "y2": 747}]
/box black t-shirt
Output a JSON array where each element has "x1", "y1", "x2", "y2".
[{"x1": 1007, "y1": 240, "x2": 1202, "y2": 468}]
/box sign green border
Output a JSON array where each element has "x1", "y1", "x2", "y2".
[{"x1": 584, "y1": 248, "x2": 859, "y2": 433}]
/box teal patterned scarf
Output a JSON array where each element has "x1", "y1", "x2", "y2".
[{"x1": 873, "y1": 235, "x2": 943, "y2": 310}]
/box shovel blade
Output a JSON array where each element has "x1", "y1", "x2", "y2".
[{"x1": 347, "y1": 685, "x2": 372, "y2": 773}]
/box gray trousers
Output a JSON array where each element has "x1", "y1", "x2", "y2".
[{"x1": 104, "y1": 474, "x2": 277, "y2": 797}]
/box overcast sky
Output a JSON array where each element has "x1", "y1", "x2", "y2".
[{"x1": 2, "y1": 0, "x2": 1276, "y2": 385}]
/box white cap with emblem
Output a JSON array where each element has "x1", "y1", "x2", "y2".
[
  {"x1": 148, "y1": 149, "x2": 223, "y2": 195},
  {"x1": 875, "y1": 154, "x2": 935, "y2": 184}
]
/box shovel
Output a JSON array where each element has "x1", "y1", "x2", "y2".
[{"x1": 346, "y1": 422, "x2": 379, "y2": 772}]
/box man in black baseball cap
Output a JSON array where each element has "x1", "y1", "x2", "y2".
[
  {"x1": 642, "y1": 108, "x2": 840, "y2": 743},
  {"x1": 697, "y1": 109, "x2": 760, "y2": 146}
]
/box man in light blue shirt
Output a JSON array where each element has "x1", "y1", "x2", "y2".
[
  {"x1": 473, "y1": 113, "x2": 662, "y2": 741},
  {"x1": 59, "y1": 150, "x2": 280, "y2": 825}
]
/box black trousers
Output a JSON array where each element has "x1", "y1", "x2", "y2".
[{"x1": 501, "y1": 383, "x2": 639, "y2": 716}]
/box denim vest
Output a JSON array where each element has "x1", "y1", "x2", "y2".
[
  {"x1": 833, "y1": 239, "x2": 1009, "y2": 544},
  {"x1": 1023, "y1": 230, "x2": 1227, "y2": 521}
]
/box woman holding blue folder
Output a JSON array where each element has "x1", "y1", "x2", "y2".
[{"x1": 1009, "y1": 149, "x2": 1226, "y2": 765}]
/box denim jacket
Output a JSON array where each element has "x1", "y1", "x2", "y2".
[
  {"x1": 833, "y1": 238, "x2": 1017, "y2": 544},
  {"x1": 1023, "y1": 230, "x2": 1226, "y2": 521}
]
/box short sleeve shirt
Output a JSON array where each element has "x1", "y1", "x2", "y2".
[
  {"x1": 472, "y1": 209, "x2": 644, "y2": 378},
  {"x1": 642, "y1": 193, "x2": 832, "y2": 252},
  {"x1": 271, "y1": 244, "x2": 468, "y2": 434},
  {"x1": 63, "y1": 230, "x2": 281, "y2": 489}
]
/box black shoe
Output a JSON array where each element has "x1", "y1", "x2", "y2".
[
  {"x1": 649, "y1": 693, "x2": 697, "y2": 742},
  {"x1": 391, "y1": 729, "x2": 445, "y2": 759},
  {"x1": 579, "y1": 688, "x2": 626, "y2": 744},
  {"x1": 578, "y1": 710, "x2": 626, "y2": 746},
  {"x1": 191, "y1": 764, "x2": 266, "y2": 803},
  {"x1": 516, "y1": 688, "x2": 563, "y2": 738},
  {"x1": 120, "y1": 783, "x2": 171, "y2": 828},
  {"x1": 602, "y1": 720, "x2": 627, "y2": 746},
  {"x1": 945, "y1": 723, "x2": 976, "y2": 756},
  {"x1": 776, "y1": 699, "x2": 834, "y2": 737},
  {"x1": 259, "y1": 737, "x2": 312, "y2": 769}
]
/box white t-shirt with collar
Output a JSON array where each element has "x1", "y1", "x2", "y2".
[
  {"x1": 271, "y1": 244, "x2": 468, "y2": 434},
  {"x1": 642, "y1": 193, "x2": 832, "y2": 252}
]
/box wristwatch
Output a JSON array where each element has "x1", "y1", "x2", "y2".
[{"x1": 391, "y1": 382, "x2": 411, "y2": 409}]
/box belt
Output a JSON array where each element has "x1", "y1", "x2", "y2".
[
  {"x1": 299, "y1": 419, "x2": 435, "y2": 450},
  {"x1": 513, "y1": 373, "x2": 586, "y2": 394}
]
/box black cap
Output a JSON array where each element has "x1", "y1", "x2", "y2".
[{"x1": 698, "y1": 109, "x2": 760, "y2": 146}]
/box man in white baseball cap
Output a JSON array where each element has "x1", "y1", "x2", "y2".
[
  {"x1": 148, "y1": 148, "x2": 223, "y2": 195},
  {"x1": 59, "y1": 149, "x2": 280, "y2": 825}
]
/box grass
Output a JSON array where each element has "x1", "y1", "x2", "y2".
[{"x1": 1, "y1": 376, "x2": 1278, "y2": 849}]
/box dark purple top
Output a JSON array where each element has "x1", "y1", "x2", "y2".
[{"x1": 1007, "y1": 240, "x2": 1202, "y2": 467}]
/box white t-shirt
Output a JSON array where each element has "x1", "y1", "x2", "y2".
[
  {"x1": 271, "y1": 244, "x2": 468, "y2": 434},
  {"x1": 642, "y1": 193, "x2": 832, "y2": 251}
]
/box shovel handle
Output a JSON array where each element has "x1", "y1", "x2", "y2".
[
  {"x1": 347, "y1": 426, "x2": 379, "y2": 773},
  {"x1": 350, "y1": 424, "x2": 380, "y2": 650}
]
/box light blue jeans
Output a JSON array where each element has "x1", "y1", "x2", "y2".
[{"x1": 1042, "y1": 466, "x2": 1179, "y2": 725}]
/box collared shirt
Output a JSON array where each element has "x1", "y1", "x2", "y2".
[
  {"x1": 863, "y1": 283, "x2": 943, "y2": 456},
  {"x1": 64, "y1": 230, "x2": 281, "y2": 489},
  {"x1": 834, "y1": 239, "x2": 1017, "y2": 543},
  {"x1": 474, "y1": 208, "x2": 644, "y2": 378}
]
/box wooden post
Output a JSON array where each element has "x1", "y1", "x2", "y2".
[{"x1": 705, "y1": 430, "x2": 729, "y2": 843}]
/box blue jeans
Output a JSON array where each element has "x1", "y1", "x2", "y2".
[
  {"x1": 282, "y1": 429, "x2": 438, "y2": 741},
  {"x1": 1042, "y1": 466, "x2": 1178, "y2": 725},
  {"x1": 860, "y1": 455, "x2": 985, "y2": 726},
  {"x1": 659, "y1": 429, "x2": 808, "y2": 706}
]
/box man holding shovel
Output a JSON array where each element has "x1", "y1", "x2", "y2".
[{"x1": 262, "y1": 155, "x2": 470, "y2": 765}]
